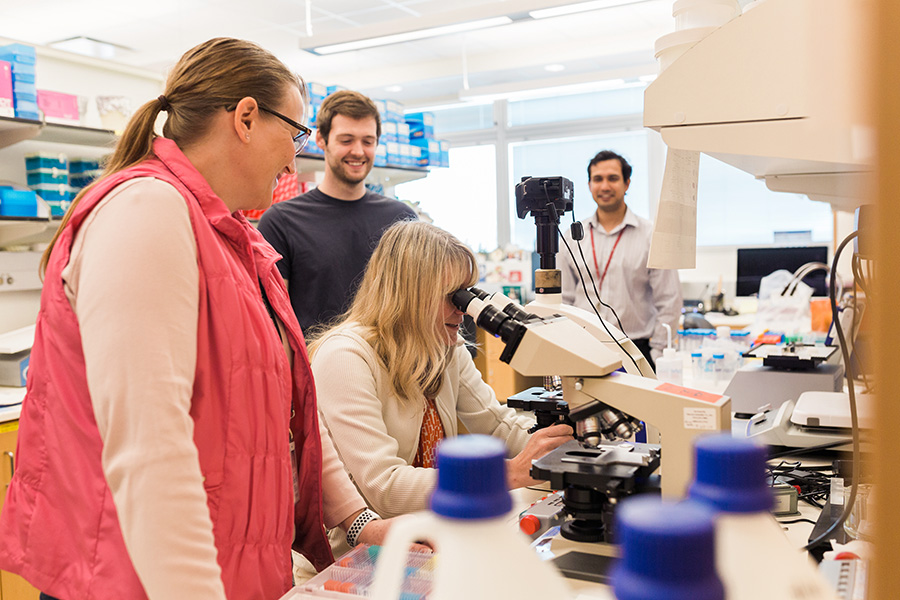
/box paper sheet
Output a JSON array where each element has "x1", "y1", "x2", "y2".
[{"x1": 647, "y1": 148, "x2": 700, "y2": 269}]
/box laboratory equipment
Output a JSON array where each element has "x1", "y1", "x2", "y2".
[
  {"x1": 728, "y1": 343, "x2": 846, "y2": 441},
  {"x1": 744, "y1": 391, "x2": 874, "y2": 449},
  {"x1": 518, "y1": 490, "x2": 567, "y2": 540},
  {"x1": 452, "y1": 288, "x2": 731, "y2": 536},
  {"x1": 644, "y1": 0, "x2": 871, "y2": 212},
  {"x1": 370, "y1": 435, "x2": 570, "y2": 600}
]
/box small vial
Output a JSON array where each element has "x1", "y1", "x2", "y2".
[
  {"x1": 691, "y1": 352, "x2": 703, "y2": 380},
  {"x1": 713, "y1": 353, "x2": 725, "y2": 382}
]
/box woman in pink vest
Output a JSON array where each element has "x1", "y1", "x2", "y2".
[{"x1": 0, "y1": 38, "x2": 391, "y2": 600}]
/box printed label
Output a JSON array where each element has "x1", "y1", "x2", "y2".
[{"x1": 684, "y1": 407, "x2": 718, "y2": 430}]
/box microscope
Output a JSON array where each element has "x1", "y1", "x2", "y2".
[{"x1": 455, "y1": 176, "x2": 732, "y2": 555}]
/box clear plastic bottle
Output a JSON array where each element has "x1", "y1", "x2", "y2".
[
  {"x1": 371, "y1": 435, "x2": 570, "y2": 600},
  {"x1": 656, "y1": 347, "x2": 684, "y2": 385},
  {"x1": 656, "y1": 323, "x2": 684, "y2": 385}
]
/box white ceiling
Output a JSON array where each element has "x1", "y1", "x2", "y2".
[{"x1": 1, "y1": 0, "x2": 683, "y2": 108}]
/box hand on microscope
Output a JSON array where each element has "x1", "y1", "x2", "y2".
[{"x1": 506, "y1": 423, "x2": 574, "y2": 489}]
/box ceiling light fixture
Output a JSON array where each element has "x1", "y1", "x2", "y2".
[
  {"x1": 48, "y1": 36, "x2": 133, "y2": 60},
  {"x1": 457, "y1": 76, "x2": 638, "y2": 104},
  {"x1": 309, "y1": 16, "x2": 513, "y2": 55},
  {"x1": 529, "y1": 0, "x2": 651, "y2": 20}
]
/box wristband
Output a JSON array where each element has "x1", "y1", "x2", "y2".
[{"x1": 346, "y1": 509, "x2": 381, "y2": 547}]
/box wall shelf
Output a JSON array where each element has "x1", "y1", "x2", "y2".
[
  {"x1": 296, "y1": 155, "x2": 429, "y2": 189},
  {"x1": 0, "y1": 117, "x2": 115, "y2": 248},
  {"x1": 0, "y1": 116, "x2": 117, "y2": 151}
]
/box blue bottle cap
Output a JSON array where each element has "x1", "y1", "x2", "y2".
[
  {"x1": 612, "y1": 496, "x2": 724, "y2": 600},
  {"x1": 430, "y1": 434, "x2": 511, "y2": 520},
  {"x1": 689, "y1": 434, "x2": 773, "y2": 513}
]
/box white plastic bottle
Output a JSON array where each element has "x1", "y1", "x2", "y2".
[
  {"x1": 656, "y1": 323, "x2": 684, "y2": 385},
  {"x1": 371, "y1": 435, "x2": 570, "y2": 600},
  {"x1": 688, "y1": 435, "x2": 838, "y2": 600},
  {"x1": 611, "y1": 495, "x2": 724, "y2": 600}
]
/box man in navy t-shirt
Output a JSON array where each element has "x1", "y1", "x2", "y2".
[{"x1": 259, "y1": 91, "x2": 416, "y2": 336}]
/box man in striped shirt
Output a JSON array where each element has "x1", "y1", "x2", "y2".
[{"x1": 559, "y1": 150, "x2": 682, "y2": 371}]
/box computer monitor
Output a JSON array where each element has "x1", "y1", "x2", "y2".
[{"x1": 736, "y1": 246, "x2": 830, "y2": 297}]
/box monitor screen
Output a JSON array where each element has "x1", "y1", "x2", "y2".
[{"x1": 736, "y1": 246, "x2": 829, "y2": 297}]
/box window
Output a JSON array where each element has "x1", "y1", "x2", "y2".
[
  {"x1": 395, "y1": 145, "x2": 498, "y2": 251},
  {"x1": 696, "y1": 155, "x2": 833, "y2": 246},
  {"x1": 429, "y1": 103, "x2": 495, "y2": 136},
  {"x1": 509, "y1": 131, "x2": 650, "y2": 250},
  {"x1": 507, "y1": 85, "x2": 646, "y2": 127}
]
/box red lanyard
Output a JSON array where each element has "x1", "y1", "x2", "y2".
[{"x1": 589, "y1": 224, "x2": 625, "y2": 294}]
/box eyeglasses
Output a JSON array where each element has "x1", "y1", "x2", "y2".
[{"x1": 258, "y1": 105, "x2": 312, "y2": 156}]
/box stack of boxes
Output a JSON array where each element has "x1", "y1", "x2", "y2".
[
  {"x1": 0, "y1": 43, "x2": 38, "y2": 121},
  {"x1": 69, "y1": 158, "x2": 103, "y2": 197},
  {"x1": 377, "y1": 99, "x2": 413, "y2": 168},
  {"x1": 296, "y1": 84, "x2": 448, "y2": 170},
  {"x1": 405, "y1": 111, "x2": 449, "y2": 168},
  {"x1": 303, "y1": 82, "x2": 327, "y2": 156},
  {"x1": 25, "y1": 152, "x2": 69, "y2": 216}
]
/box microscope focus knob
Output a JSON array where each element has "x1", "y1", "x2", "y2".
[{"x1": 519, "y1": 514, "x2": 541, "y2": 535}]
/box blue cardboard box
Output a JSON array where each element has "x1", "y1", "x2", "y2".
[
  {"x1": 0, "y1": 43, "x2": 36, "y2": 65},
  {"x1": 385, "y1": 100, "x2": 404, "y2": 123},
  {"x1": 0, "y1": 187, "x2": 39, "y2": 217},
  {"x1": 306, "y1": 81, "x2": 327, "y2": 103},
  {"x1": 27, "y1": 168, "x2": 68, "y2": 186},
  {"x1": 380, "y1": 120, "x2": 398, "y2": 144},
  {"x1": 25, "y1": 152, "x2": 67, "y2": 171},
  {"x1": 405, "y1": 112, "x2": 435, "y2": 140}
]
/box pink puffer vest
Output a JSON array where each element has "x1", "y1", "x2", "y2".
[{"x1": 0, "y1": 137, "x2": 332, "y2": 599}]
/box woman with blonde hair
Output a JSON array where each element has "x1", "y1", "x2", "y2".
[
  {"x1": 311, "y1": 221, "x2": 573, "y2": 549},
  {"x1": 0, "y1": 38, "x2": 393, "y2": 600}
]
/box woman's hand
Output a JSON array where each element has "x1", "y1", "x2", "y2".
[
  {"x1": 355, "y1": 516, "x2": 434, "y2": 552},
  {"x1": 506, "y1": 423, "x2": 574, "y2": 489},
  {"x1": 354, "y1": 516, "x2": 391, "y2": 546}
]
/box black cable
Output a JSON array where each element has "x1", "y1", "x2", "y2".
[
  {"x1": 778, "y1": 518, "x2": 820, "y2": 526},
  {"x1": 852, "y1": 255, "x2": 868, "y2": 296},
  {"x1": 571, "y1": 225, "x2": 628, "y2": 335},
  {"x1": 803, "y1": 231, "x2": 861, "y2": 552},
  {"x1": 557, "y1": 226, "x2": 643, "y2": 376}
]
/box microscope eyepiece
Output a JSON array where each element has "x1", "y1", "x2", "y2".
[{"x1": 451, "y1": 288, "x2": 478, "y2": 313}]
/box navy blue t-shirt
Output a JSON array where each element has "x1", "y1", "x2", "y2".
[{"x1": 258, "y1": 187, "x2": 416, "y2": 335}]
